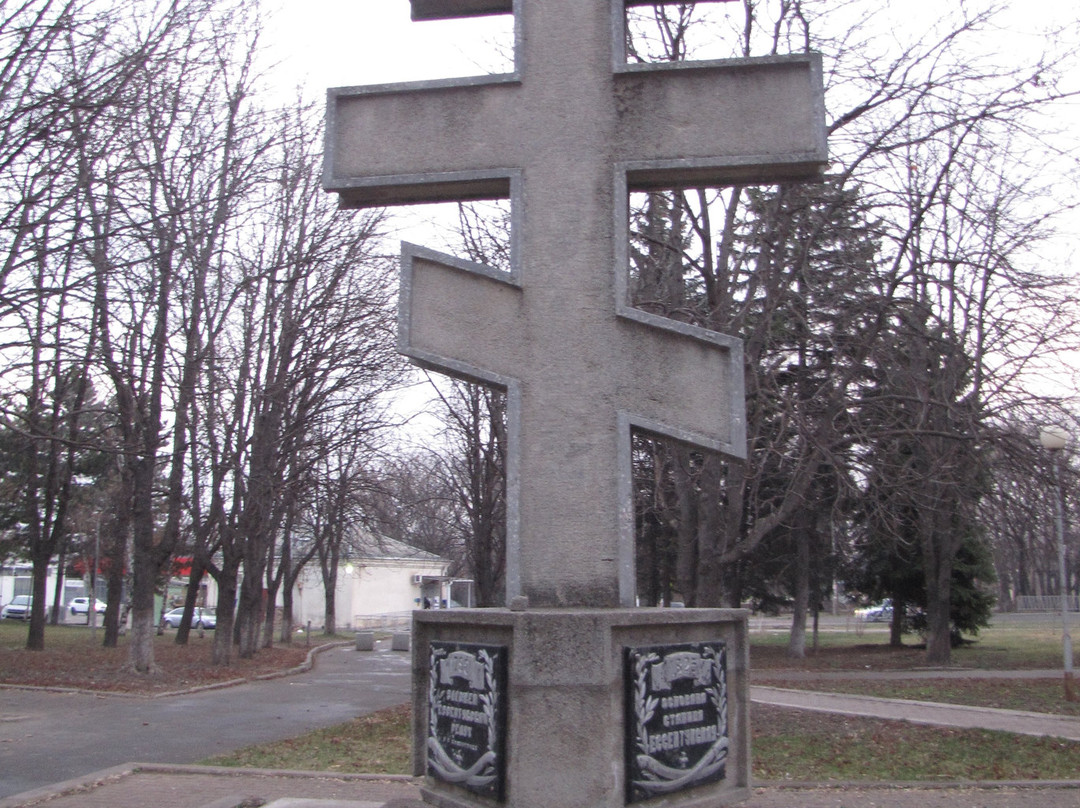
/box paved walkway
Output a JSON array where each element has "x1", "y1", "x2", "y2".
[
  {"x1": 3, "y1": 650, "x2": 1080, "y2": 808},
  {"x1": 2, "y1": 764, "x2": 1078, "y2": 808},
  {"x1": 751, "y1": 685, "x2": 1080, "y2": 741},
  {"x1": 0, "y1": 643, "x2": 411, "y2": 800},
  {"x1": 756, "y1": 667, "x2": 1070, "y2": 681}
]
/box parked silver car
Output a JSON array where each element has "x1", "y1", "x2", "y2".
[
  {"x1": 854, "y1": 599, "x2": 893, "y2": 622},
  {"x1": 1, "y1": 595, "x2": 32, "y2": 620},
  {"x1": 162, "y1": 607, "x2": 216, "y2": 629}
]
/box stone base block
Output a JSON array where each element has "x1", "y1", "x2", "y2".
[
  {"x1": 392, "y1": 632, "x2": 412, "y2": 652},
  {"x1": 355, "y1": 631, "x2": 375, "y2": 651},
  {"x1": 412, "y1": 608, "x2": 749, "y2": 808}
]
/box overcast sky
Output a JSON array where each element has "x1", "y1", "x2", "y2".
[
  {"x1": 265, "y1": 2, "x2": 1078, "y2": 291},
  {"x1": 262, "y1": 2, "x2": 1079, "y2": 92},
  {"x1": 263, "y1": 2, "x2": 1078, "y2": 403},
  {"x1": 262, "y1": 2, "x2": 512, "y2": 94}
]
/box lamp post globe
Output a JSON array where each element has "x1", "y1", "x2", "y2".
[{"x1": 1040, "y1": 424, "x2": 1069, "y2": 451}]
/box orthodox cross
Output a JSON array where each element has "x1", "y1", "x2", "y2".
[{"x1": 325, "y1": 0, "x2": 826, "y2": 607}]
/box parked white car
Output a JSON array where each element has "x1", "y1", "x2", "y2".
[{"x1": 69, "y1": 597, "x2": 107, "y2": 615}]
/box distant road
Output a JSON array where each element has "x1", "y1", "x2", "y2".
[
  {"x1": 0, "y1": 643, "x2": 411, "y2": 799},
  {"x1": 748, "y1": 609, "x2": 1067, "y2": 632}
]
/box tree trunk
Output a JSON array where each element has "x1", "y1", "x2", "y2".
[
  {"x1": 212, "y1": 562, "x2": 240, "y2": 666},
  {"x1": 924, "y1": 557, "x2": 953, "y2": 665},
  {"x1": 175, "y1": 562, "x2": 207, "y2": 645},
  {"x1": 694, "y1": 455, "x2": 727, "y2": 608},
  {"x1": 127, "y1": 455, "x2": 162, "y2": 672},
  {"x1": 237, "y1": 570, "x2": 265, "y2": 658},
  {"x1": 322, "y1": 551, "x2": 339, "y2": 635},
  {"x1": 128, "y1": 541, "x2": 160, "y2": 671},
  {"x1": 263, "y1": 549, "x2": 281, "y2": 649},
  {"x1": 102, "y1": 516, "x2": 128, "y2": 647},
  {"x1": 672, "y1": 449, "x2": 699, "y2": 605},
  {"x1": 889, "y1": 595, "x2": 905, "y2": 648},
  {"x1": 788, "y1": 526, "x2": 811, "y2": 659},
  {"x1": 262, "y1": 581, "x2": 278, "y2": 650},
  {"x1": 324, "y1": 592, "x2": 337, "y2": 635},
  {"x1": 27, "y1": 550, "x2": 49, "y2": 651},
  {"x1": 280, "y1": 583, "x2": 294, "y2": 645}
]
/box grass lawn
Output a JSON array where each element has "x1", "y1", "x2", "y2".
[
  {"x1": 753, "y1": 676, "x2": 1080, "y2": 717},
  {"x1": 749, "y1": 619, "x2": 1080, "y2": 717},
  {"x1": 751, "y1": 704, "x2": 1080, "y2": 781},
  {"x1": 750, "y1": 622, "x2": 1074, "y2": 671},
  {"x1": 205, "y1": 703, "x2": 413, "y2": 775},
  {"x1": 202, "y1": 701, "x2": 1080, "y2": 782}
]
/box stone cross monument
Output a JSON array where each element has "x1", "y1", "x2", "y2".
[{"x1": 325, "y1": 1, "x2": 825, "y2": 806}]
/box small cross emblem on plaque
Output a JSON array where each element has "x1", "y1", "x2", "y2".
[{"x1": 325, "y1": 0, "x2": 826, "y2": 607}]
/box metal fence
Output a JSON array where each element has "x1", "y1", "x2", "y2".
[{"x1": 1015, "y1": 595, "x2": 1080, "y2": 612}]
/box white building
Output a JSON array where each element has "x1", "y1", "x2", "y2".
[
  {"x1": 4, "y1": 531, "x2": 462, "y2": 632},
  {"x1": 290, "y1": 532, "x2": 464, "y2": 631}
]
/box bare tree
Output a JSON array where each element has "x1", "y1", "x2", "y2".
[
  {"x1": 407, "y1": 201, "x2": 513, "y2": 606},
  {"x1": 0, "y1": 0, "x2": 191, "y2": 650},
  {"x1": 71, "y1": 0, "x2": 269, "y2": 671},
  {"x1": 427, "y1": 379, "x2": 507, "y2": 606},
  {"x1": 197, "y1": 98, "x2": 399, "y2": 662},
  {"x1": 625, "y1": 1, "x2": 1079, "y2": 663}
]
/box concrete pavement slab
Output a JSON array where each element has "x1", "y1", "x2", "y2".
[
  {"x1": 259, "y1": 800, "x2": 399, "y2": 808},
  {"x1": 1, "y1": 764, "x2": 1079, "y2": 808},
  {"x1": 0, "y1": 765, "x2": 422, "y2": 808}
]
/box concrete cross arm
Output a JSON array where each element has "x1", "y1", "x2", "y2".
[
  {"x1": 400, "y1": 243, "x2": 745, "y2": 607},
  {"x1": 325, "y1": 54, "x2": 826, "y2": 208},
  {"x1": 400, "y1": 243, "x2": 745, "y2": 457}
]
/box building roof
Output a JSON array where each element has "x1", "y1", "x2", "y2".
[{"x1": 349, "y1": 529, "x2": 446, "y2": 564}]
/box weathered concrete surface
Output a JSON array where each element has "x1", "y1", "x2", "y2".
[
  {"x1": 325, "y1": 0, "x2": 826, "y2": 610},
  {"x1": 412, "y1": 608, "x2": 751, "y2": 808},
  {"x1": 325, "y1": 3, "x2": 825, "y2": 807}
]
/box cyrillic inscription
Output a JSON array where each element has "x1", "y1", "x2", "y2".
[
  {"x1": 428, "y1": 641, "x2": 507, "y2": 801},
  {"x1": 625, "y1": 641, "x2": 728, "y2": 803}
]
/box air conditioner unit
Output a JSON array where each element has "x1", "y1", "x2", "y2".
[{"x1": 412, "y1": 574, "x2": 424, "y2": 585}]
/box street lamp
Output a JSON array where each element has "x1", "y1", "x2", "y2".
[{"x1": 1039, "y1": 424, "x2": 1076, "y2": 702}]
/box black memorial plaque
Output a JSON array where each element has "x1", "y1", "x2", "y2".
[
  {"x1": 625, "y1": 641, "x2": 729, "y2": 803},
  {"x1": 427, "y1": 641, "x2": 507, "y2": 801}
]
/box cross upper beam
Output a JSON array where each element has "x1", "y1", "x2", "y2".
[
  {"x1": 324, "y1": 1, "x2": 826, "y2": 608},
  {"x1": 410, "y1": 0, "x2": 737, "y2": 22}
]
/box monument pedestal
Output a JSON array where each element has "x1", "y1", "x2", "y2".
[{"x1": 412, "y1": 608, "x2": 750, "y2": 808}]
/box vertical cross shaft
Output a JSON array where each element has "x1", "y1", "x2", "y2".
[{"x1": 325, "y1": 0, "x2": 827, "y2": 607}]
